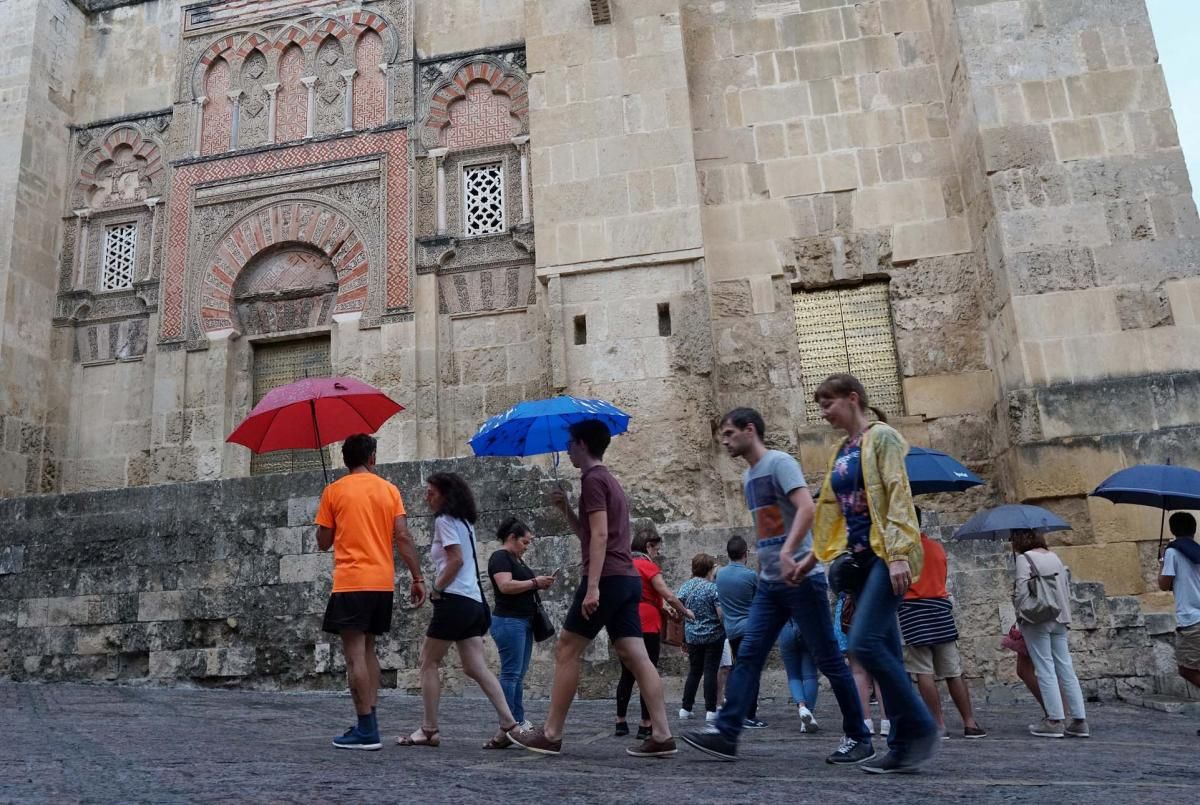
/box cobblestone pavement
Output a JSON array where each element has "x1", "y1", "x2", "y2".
[{"x1": 1, "y1": 682, "x2": 1195, "y2": 804}]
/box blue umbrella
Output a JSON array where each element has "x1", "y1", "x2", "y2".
[
  {"x1": 906, "y1": 446, "x2": 983, "y2": 495},
  {"x1": 953, "y1": 504, "x2": 1071, "y2": 541},
  {"x1": 1090, "y1": 463, "x2": 1200, "y2": 556},
  {"x1": 469, "y1": 395, "x2": 631, "y2": 457}
]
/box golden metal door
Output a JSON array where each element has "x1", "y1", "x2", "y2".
[{"x1": 250, "y1": 336, "x2": 332, "y2": 475}]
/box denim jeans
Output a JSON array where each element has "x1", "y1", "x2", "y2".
[
  {"x1": 490, "y1": 614, "x2": 533, "y2": 724},
  {"x1": 1019, "y1": 620, "x2": 1086, "y2": 721},
  {"x1": 715, "y1": 575, "x2": 869, "y2": 743},
  {"x1": 779, "y1": 620, "x2": 819, "y2": 708},
  {"x1": 847, "y1": 556, "x2": 937, "y2": 757}
]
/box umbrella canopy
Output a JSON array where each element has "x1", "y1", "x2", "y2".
[
  {"x1": 470, "y1": 395, "x2": 630, "y2": 457},
  {"x1": 953, "y1": 504, "x2": 1071, "y2": 541},
  {"x1": 1090, "y1": 464, "x2": 1200, "y2": 511},
  {"x1": 227, "y1": 376, "x2": 403, "y2": 454},
  {"x1": 906, "y1": 446, "x2": 983, "y2": 495}
]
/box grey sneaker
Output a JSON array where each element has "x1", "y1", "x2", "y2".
[
  {"x1": 1029, "y1": 718, "x2": 1065, "y2": 738},
  {"x1": 1065, "y1": 719, "x2": 1090, "y2": 738},
  {"x1": 861, "y1": 751, "x2": 922, "y2": 774},
  {"x1": 826, "y1": 736, "x2": 876, "y2": 764}
]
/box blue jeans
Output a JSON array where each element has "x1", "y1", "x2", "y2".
[
  {"x1": 847, "y1": 556, "x2": 937, "y2": 756},
  {"x1": 779, "y1": 620, "x2": 819, "y2": 708},
  {"x1": 715, "y1": 576, "x2": 869, "y2": 743},
  {"x1": 490, "y1": 615, "x2": 533, "y2": 724}
]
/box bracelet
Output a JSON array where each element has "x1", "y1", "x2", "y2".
[{"x1": 412, "y1": 577, "x2": 425, "y2": 583}]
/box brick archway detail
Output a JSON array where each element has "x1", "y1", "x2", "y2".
[
  {"x1": 425, "y1": 60, "x2": 528, "y2": 145},
  {"x1": 199, "y1": 200, "x2": 368, "y2": 334}
]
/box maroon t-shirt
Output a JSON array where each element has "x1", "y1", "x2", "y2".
[{"x1": 578, "y1": 464, "x2": 637, "y2": 578}]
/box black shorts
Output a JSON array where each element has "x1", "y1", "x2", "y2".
[
  {"x1": 322, "y1": 591, "x2": 393, "y2": 636},
  {"x1": 427, "y1": 593, "x2": 491, "y2": 642},
  {"x1": 562, "y1": 575, "x2": 643, "y2": 642}
]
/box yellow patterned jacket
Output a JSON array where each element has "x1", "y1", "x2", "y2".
[{"x1": 812, "y1": 421, "x2": 924, "y2": 582}]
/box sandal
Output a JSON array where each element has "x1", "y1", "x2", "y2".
[
  {"x1": 397, "y1": 727, "x2": 440, "y2": 747},
  {"x1": 483, "y1": 723, "x2": 520, "y2": 750}
]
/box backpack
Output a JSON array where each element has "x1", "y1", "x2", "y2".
[{"x1": 1015, "y1": 552, "x2": 1063, "y2": 624}]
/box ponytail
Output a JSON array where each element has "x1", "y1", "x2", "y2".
[{"x1": 868, "y1": 405, "x2": 888, "y2": 423}]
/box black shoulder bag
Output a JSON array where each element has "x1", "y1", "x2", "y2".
[
  {"x1": 463, "y1": 523, "x2": 492, "y2": 631},
  {"x1": 515, "y1": 554, "x2": 557, "y2": 642}
]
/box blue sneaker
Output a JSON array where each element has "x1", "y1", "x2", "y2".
[{"x1": 333, "y1": 726, "x2": 382, "y2": 750}]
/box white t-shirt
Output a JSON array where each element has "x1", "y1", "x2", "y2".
[
  {"x1": 430, "y1": 515, "x2": 482, "y2": 602},
  {"x1": 1163, "y1": 546, "x2": 1200, "y2": 628}
]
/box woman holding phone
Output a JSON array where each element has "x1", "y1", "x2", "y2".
[{"x1": 487, "y1": 517, "x2": 557, "y2": 732}]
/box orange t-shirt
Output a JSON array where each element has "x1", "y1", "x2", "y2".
[
  {"x1": 315, "y1": 472, "x2": 406, "y2": 593},
  {"x1": 905, "y1": 534, "x2": 949, "y2": 600}
]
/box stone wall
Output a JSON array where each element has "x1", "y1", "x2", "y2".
[{"x1": 0, "y1": 462, "x2": 1177, "y2": 700}]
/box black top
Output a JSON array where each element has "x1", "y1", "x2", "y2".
[{"x1": 487, "y1": 548, "x2": 537, "y2": 618}]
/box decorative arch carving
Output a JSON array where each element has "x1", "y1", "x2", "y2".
[
  {"x1": 353, "y1": 30, "x2": 386, "y2": 130},
  {"x1": 314, "y1": 35, "x2": 347, "y2": 136},
  {"x1": 188, "y1": 13, "x2": 399, "y2": 101},
  {"x1": 239, "y1": 48, "x2": 271, "y2": 148},
  {"x1": 201, "y1": 58, "x2": 232, "y2": 155},
  {"x1": 423, "y1": 58, "x2": 528, "y2": 150},
  {"x1": 276, "y1": 43, "x2": 308, "y2": 143},
  {"x1": 197, "y1": 199, "x2": 369, "y2": 335},
  {"x1": 76, "y1": 126, "x2": 165, "y2": 209}
]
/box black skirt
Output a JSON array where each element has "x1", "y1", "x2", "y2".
[{"x1": 427, "y1": 592, "x2": 491, "y2": 641}]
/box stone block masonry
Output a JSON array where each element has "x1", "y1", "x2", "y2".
[{"x1": 0, "y1": 459, "x2": 1178, "y2": 701}]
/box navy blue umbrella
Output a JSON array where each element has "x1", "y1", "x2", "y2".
[
  {"x1": 906, "y1": 446, "x2": 983, "y2": 495},
  {"x1": 469, "y1": 395, "x2": 630, "y2": 458},
  {"x1": 1090, "y1": 463, "x2": 1200, "y2": 556},
  {"x1": 953, "y1": 504, "x2": 1071, "y2": 541}
]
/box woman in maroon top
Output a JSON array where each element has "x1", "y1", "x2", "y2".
[{"x1": 614, "y1": 527, "x2": 693, "y2": 739}]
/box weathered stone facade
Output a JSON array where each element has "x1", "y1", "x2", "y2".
[{"x1": 1, "y1": 0, "x2": 1199, "y2": 693}]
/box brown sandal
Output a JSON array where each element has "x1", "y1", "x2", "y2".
[
  {"x1": 483, "y1": 724, "x2": 519, "y2": 750},
  {"x1": 397, "y1": 727, "x2": 440, "y2": 747}
]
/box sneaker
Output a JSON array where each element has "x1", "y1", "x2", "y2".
[
  {"x1": 880, "y1": 719, "x2": 891, "y2": 738},
  {"x1": 519, "y1": 720, "x2": 534, "y2": 731},
  {"x1": 705, "y1": 711, "x2": 719, "y2": 722},
  {"x1": 826, "y1": 736, "x2": 875, "y2": 764},
  {"x1": 863, "y1": 718, "x2": 874, "y2": 734},
  {"x1": 939, "y1": 729, "x2": 950, "y2": 741},
  {"x1": 798, "y1": 705, "x2": 819, "y2": 734},
  {"x1": 626, "y1": 736, "x2": 678, "y2": 758},
  {"x1": 332, "y1": 726, "x2": 382, "y2": 751},
  {"x1": 636, "y1": 725, "x2": 651, "y2": 741},
  {"x1": 1029, "y1": 718, "x2": 1065, "y2": 738},
  {"x1": 963, "y1": 725, "x2": 988, "y2": 739},
  {"x1": 681, "y1": 726, "x2": 738, "y2": 761},
  {"x1": 614, "y1": 722, "x2": 629, "y2": 737},
  {"x1": 742, "y1": 718, "x2": 768, "y2": 729},
  {"x1": 679, "y1": 708, "x2": 694, "y2": 720},
  {"x1": 861, "y1": 751, "x2": 922, "y2": 775},
  {"x1": 508, "y1": 725, "x2": 563, "y2": 755},
  {"x1": 1065, "y1": 719, "x2": 1090, "y2": 738}
]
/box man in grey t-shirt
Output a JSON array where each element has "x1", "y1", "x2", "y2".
[
  {"x1": 716, "y1": 535, "x2": 762, "y2": 724},
  {"x1": 683, "y1": 408, "x2": 873, "y2": 765}
]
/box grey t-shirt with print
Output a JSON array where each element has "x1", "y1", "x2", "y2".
[{"x1": 742, "y1": 450, "x2": 821, "y2": 584}]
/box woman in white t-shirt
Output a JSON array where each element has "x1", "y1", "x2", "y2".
[{"x1": 398, "y1": 472, "x2": 519, "y2": 750}]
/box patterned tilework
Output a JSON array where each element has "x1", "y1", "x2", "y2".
[
  {"x1": 198, "y1": 200, "x2": 366, "y2": 332},
  {"x1": 353, "y1": 30, "x2": 386, "y2": 130},
  {"x1": 444, "y1": 82, "x2": 515, "y2": 149},
  {"x1": 426, "y1": 61, "x2": 528, "y2": 145},
  {"x1": 160, "y1": 129, "x2": 410, "y2": 341},
  {"x1": 201, "y1": 59, "x2": 232, "y2": 156},
  {"x1": 276, "y1": 45, "x2": 307, "y2": 143}
]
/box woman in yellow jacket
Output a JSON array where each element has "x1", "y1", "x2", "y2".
[{"x1": 811, "y1": 374, "x2": 939, "y2": 774}]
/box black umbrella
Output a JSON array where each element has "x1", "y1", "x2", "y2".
[{"x1": 1090, "y1": 463, "x2": 1200, "y2": 557}]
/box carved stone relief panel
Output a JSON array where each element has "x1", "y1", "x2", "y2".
[
  {"x1": 276, "y1": 44, "x2": 308, "y2": 142},
  {"x1": 74, "y1": 317, "x2": 150, "y2": 364},
  {"x1": 233, "y1": 246, "x2": 338, "y2": 335},
  {"x1": 202, "y1": 58, "x2": 233, "y2": 155},
  {"x1": 353, "y1": 30, "x2": 386, "y2": 130},
  {"x1": 314, "y1": 36, "x2": 346, "y2": 136},
  {"x1": 436, "y1": 265, "x2": 536, "y2": 314},
  {"x1": 239, "y1": 49, "x2": 271, "y2": 148}
]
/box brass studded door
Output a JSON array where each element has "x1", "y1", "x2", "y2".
[
  {"x1": 250, "y1": 336, "x2": 332, "y2": 475},
  {"x1": 793, "y1": 283, "x2": 903, "y2": 422}
]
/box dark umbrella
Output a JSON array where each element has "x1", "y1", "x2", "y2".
[
  {"x1": 953, "y1": 504, "x2": 1071, "y2": 541},
  {"x1": 227, "y1": 376, "x2": 403, "y2": 484},
  {"x1": 906, "y1": 446, "x2": 984, "y2": 495},
  {"x1": 1090, "y1": 463, "x2": 1200, "y2": 556}
]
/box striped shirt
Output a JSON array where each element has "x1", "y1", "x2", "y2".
[{"x1": 897, "y1": 597, "x2": 958, "y2": 647}]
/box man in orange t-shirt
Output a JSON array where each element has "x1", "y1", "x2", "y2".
[{"x1": 316, "y1": 433, "x2": 426, "y2": 750}]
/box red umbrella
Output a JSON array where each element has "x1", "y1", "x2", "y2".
[{"x1": 227, "y1": 376, "x2": 403, "y2": 482}]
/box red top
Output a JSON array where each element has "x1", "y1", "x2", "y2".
[
  {"x1": 634, "y1": 556, "x2": 664, "y2": 634},
  {"x1": 905, "y1": 534, "x2": 949, "y2": 600}
]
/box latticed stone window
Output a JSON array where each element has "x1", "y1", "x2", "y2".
[
  {"x1": 463, "y1": 162, "x2": 505, "y2": 236},
  {"x1": 100, "y1": 222, "x2": 137, "y2": 291},
  {"x1": 793, "y1": 283, "x2": 904, "y2": 421}
]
